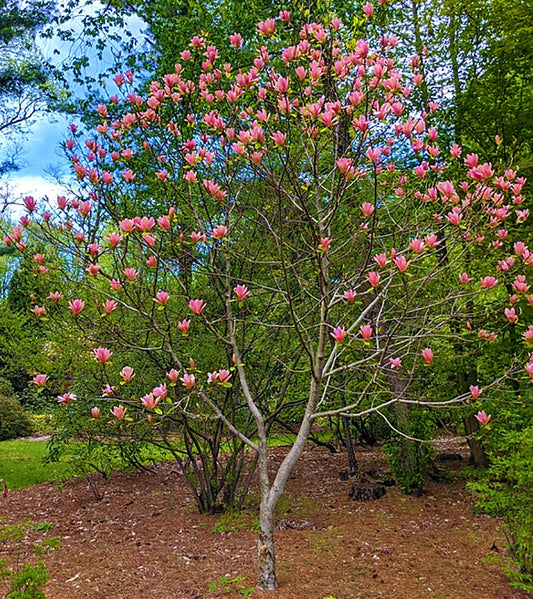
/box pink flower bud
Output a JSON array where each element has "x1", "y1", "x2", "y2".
[
  {"x1": 469, "y1": 385, "x2": 482, "y2": 400},
  {"x1": 359, "y1": 324, "x2": 373, "y2": 341},
  {"x1": 422, "y1": 347, "x2": 434, "y2": 364}
]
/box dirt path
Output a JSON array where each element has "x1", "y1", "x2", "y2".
[{"x1": 0, "y1": 443, "x2": 527, "y2": 599}]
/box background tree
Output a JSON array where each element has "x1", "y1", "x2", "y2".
[{"x1": 0, "y1": 0, "x2": 58, "y2": 176}]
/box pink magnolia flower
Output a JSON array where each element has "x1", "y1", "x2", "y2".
[
  {"x1": 124, "y1": 267, "x2": 138, "y2": 281},
  {"x1": 86, "y1": 263, "x2": 100, "y2": 277},
  {"x1": 175, "y1": 319, "x2": 190, "y2": 336},
  {"x1": 154, "y1": 290, "x2": 169, "y2": 305},
  {"x1": 424, "y1": 234, "x2": 439, "y2": 248},
  {"x1": 360, "y1": 324, "x2": 373, "y2": 341},
  {"x1": 120, "y1": 366, "x2": 135, "y2": 382},
  {"x1": 257, "y1": 18, "x2": 275, "y2": 36},
  {"x1": 343, "y1": 289, "x2": 356, "y2": 304},
  {"x1": 422, "y1": 347, "x2": 434, "y2": 364},
  {"x1": 409, "y1": 239, "x2": 425, "y2": 253},
  {"x1": 188, "y1": 299, "x2": 206, "y2": 315},
  {"x1": 394, "y1": 255, "x2": 411, "y2": 273},
  {"x1": 374, "y1": 253, "x2": 388, "y2": 268},
  {"x1": 57, "y1": 392, "x2": 76, "y2": 405},
  {"x1": 103, "y1": 299, "x2": 117, "y2": 314},
  {"x1": 474, "y1": 411, "x2": 491, "y2": 426},
  {"x1": 152, "y1": 384, "x2": 167, "y2": 400},
  {"x1": 102, "y1": 385, "x2": 115, "y2": 397},
  {"x1": 93, "y1": 347, "x2": 113, "y2": 363},
  {"x1": 233, "y1": 284, "x2": 250, "y2": 302},
  {"x1": 120, "y1": 218, "x2": 135, "y2": 232},
  {"x1": 361, "y1": 202, "x2": 375, "y2": 217},
  {"x1": 157, "y1": 215, "x2": 171, "y2": 230},
  {"x1": 166, "y1": 369, "x2": 180, "y2": 384},
  {"x1": 459, "y1": 273, "x2": 471, "y2": 284},
  {"x1": 229, "y1": 33, "x2": 243, "y2": 48},
  {"x1": 31, "y1": 305, "x2": 46, "y2": 318},
  {"x1": 91, "y1": 407, "x2": 100, "y2": 419},
  {"x1": 207, "y1": 371, "x2": 219, "y2": 384},
  {"x1": 331, "y1": 326, "x2": 346, "y2": 344},
  {"x1": 69, "y1": 299, "x2": 85, "y2": 314},
  {"x1": 218, "y1": 369, "x2": 232, "y2": 384},
  {"x1": 141, "y1": 393, "x2": 160, "y2": 410},
  {"x1": 389, "y1": 357, "x2": 402, "y2": 369},
  {"x1": 504, "y1": 308, "x2": 518, "y2": 324},
  {"x1": 271, "y1": 131, "x2": 287, "y2": 146},
  {"x1": 367, "y1": 271, "x2": 380, "y2": 288},
  {"x1": 514, "y1": 241, "x2": 527, "y2": 257},
  {"x1": 48, "y1": 291, "x2": 62, "y2": 302},
  {"x1": 318, "y1": 237, "x2": 331, "y2": 252},
  {"x1": 111, "y1": 405, "x2": 127, "y2": 420},
  {"x1": 181, "y1": 373, "x2": 196, "y2": 389},
  {"x1": 512, "y1": 275, "x2": 530, "y2": 295},
  {"x1": 523, "y1": 326, "x2": 533, "y2": 344},
  {"x1": 30, "y1": 373, "x2": 49, "y2": 387},
  {"x1": 107, "y1": 232, "x2": 122, "y2": 247},
  {"x1": 110, "y1": 279, "x2": 122, "y2": 291},
  {"x1": 524, "y1": 359, "x2": 533, "y2": 378},
  {"x1": 480, "y1": 276, "x2": 498, "y2": 289},
  {"x1": 362, "y1": 2, "x2": 374, "y2": 17},
  {"x1": 211, "y1": 224, "x2": 228, "y2": 240},
  {"x1": 450, "y1": 143, "x2": 462, "y2": 158},
  {"x1": 469, "y1": 385, "x2": 482, "y2": 400},
  {"x1": 23, "y1": 196, "x2": 36, "y2": 213}
]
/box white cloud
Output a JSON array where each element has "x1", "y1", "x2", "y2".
[{"x1": 1, "y1": 176, "x2": 69, "y2": 218}]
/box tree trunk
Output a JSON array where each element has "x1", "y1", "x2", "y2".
[
  {"x1": 341, "y1": 415, "x2": 358, "y2": 476},
  {"x1": 464, "y1": 414, "x2": 489, "y2": 467},
  {"x1": 257, "y1": 499, "x2": 277, "y2": 590}
]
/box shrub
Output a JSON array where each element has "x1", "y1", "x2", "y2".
[
  {"x1": 0, "y1": 377, "x2": 14, "y2": 397},
  {"x1": 0, "y1": 394, "x2": 32, "y2": 441},
  {"x1": 469, "y1": 426, "x2": 533, "y2": 593}
]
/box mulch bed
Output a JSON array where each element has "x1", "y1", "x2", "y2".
[{"x1": 0, "y1": 440, "x2": 528, "y2": 599}]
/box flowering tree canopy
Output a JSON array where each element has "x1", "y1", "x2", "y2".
[{"x1": 3, "y1": 10, "x2": 531, "y2": 590}]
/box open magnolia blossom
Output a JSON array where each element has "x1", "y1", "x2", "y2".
[{"x1": 2, "y1": 11, "x2": 531, "y2": 591}]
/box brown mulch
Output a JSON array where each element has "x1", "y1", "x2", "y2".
[{"x1": 0, "y1": 441, "x2": 528, "y2": 599}]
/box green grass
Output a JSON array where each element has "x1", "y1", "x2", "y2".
[{"x1": 0, "y1": 440, "x2": 70, "y2": 490}]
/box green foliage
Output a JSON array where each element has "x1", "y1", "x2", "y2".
[
  {"x1": 0, "y1": 377, "x2": 14, "y2": 396},
  {"x1": 384, "y1": 408, "x2": 435, "y2": 495},
  {"x1": 208, "y1": 575, "x2": 254, "y2": 597},
  {"x1": 469, "y1": 425, "x2": 533, "y2": 592},
  {"x1": 3, "y1": 561, "x2": 49, "y2": 599},
  {"x1": 0, "y1": 394, "x2": 32, "y2": 441},
  {"x1": 211, "y1": 510, "x2": 259, "y2": 534}
]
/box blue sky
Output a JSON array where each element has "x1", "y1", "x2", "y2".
[{"x1": 3, "y1": 7, "x2": 146, "y2": 211}]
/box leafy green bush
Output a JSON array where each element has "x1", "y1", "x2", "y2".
[
  {"x1": 0, "y1": 377, "x2": 14, "y2": 397},
  {"x1": 469, "y1": 426, "x2": 533, "y2": 593},
  {"x1": 4, "y1": 561, "x2": 49, "y2": 599},
  {"x1": 384, "y1": 407, "x2": 434, "y2": 495},
  {"x1": 0, "y1": 394, "x2": 32, "y2": 441}
]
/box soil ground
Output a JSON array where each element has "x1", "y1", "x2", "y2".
[{"x1": 0, "y1": 439, "x2": 528, "y2": 599}]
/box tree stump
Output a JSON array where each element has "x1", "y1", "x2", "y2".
[{"x1": 349, "y1": 482, "x2": 386, "y2": 501}]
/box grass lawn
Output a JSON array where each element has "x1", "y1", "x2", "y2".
[{"x1": 0, "y1": 440, "x2": 70, "y2": 490}]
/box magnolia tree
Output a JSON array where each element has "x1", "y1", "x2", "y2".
[{"x1": 4, "y1": 9, "x2": 533, "y2": 590}]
